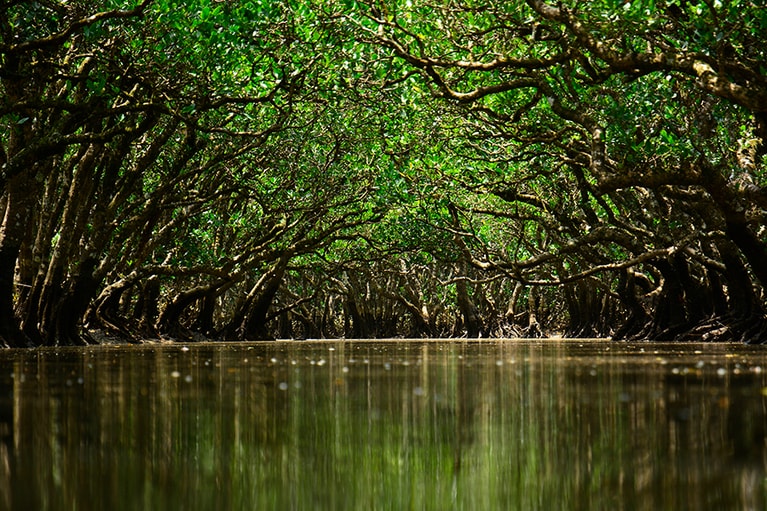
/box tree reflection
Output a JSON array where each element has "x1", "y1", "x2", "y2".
[{"x1": 0, "y1": 341, "x2": 765, "y2": 509}]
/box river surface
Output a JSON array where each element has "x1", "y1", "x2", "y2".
[{"x1": 0, "y1": 339, "x2": 766, "y2": 510}]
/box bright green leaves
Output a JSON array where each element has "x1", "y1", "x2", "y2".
[
  {"x1": 148, "y1": 0, "x2": 310, "y2": 101},
  {"x1": 4, "y1": 0, "x2": 765, "y2": 342},
  {"x1": 2, "y1": 2, "x2": 62, "y2": 44}
]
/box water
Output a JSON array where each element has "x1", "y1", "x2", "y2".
[{"x1": 0, "y1": 339, "x2": 766, "y2": 510}]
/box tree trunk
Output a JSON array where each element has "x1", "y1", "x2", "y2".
[
  {"x1": 238, "y1": 266, "x2": 286, "y2": 340},
  {"x1": 44, "y1": 258, "x2": 100, "y2": 346},
  {"x1": 456, "y1": 277, "x2": 482, "y2": 337},
  {"x1": 133, "y1": 276, "x2": 161, "y2": 336},
  {"x1": 0, "y1": 245, "x2": 22, "y2": 347},
  {"x1": 191, "y1": 290, "x2": 218, "y2": 337},
  {"x1": 702, "y1": 161, "x2": 767, "y2": 291},
  {"x1": 565, "y1": 280, "x2": 612, "y2": 338},
  {"x1": 639, "y1": 258, "x2": 689, "y2": 340},
  {"x1": 717, "y1": 243, "x2": 757, "y2": 318},
  {"x1": 0, "y1": 174, "x2": 39, "y2": 347},
  {"x1": 613, "y1": 270, "x2": 651, "y2": 340},
  {"x1": 522, "y1": 286, "x2": 544, "y2": 338},
  {"x1": 158, "y1": 283, "x2": 221, "y2": 338},
  {"x1": 344, "y1": 295, "x2": 365, "y2": 338}
]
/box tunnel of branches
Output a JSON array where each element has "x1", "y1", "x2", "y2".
[{"x1": 1, "y1": 0, "x2": 766, "y2": 346}]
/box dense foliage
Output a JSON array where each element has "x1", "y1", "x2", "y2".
[{"x1": 1, "y1": 0, "x2": 766, "y2": 346}]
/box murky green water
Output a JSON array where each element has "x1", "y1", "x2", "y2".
[{"x1": 0, "y1": 339, "x2": 766, "y2": 510}]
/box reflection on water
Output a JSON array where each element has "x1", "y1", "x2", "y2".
[{"x1": 0, "y1": 340, "x2": 766, "y2": 510}]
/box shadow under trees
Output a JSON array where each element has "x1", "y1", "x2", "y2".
[{"x1": 1, "y1": 1, "x2": 767, "y2": 345}]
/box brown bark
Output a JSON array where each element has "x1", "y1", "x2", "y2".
[
  {"x1": 526, "y1": 0, "x2": 767, "y2": 113},
  {"x1": 456, "y1": 276, "x2": 483, "y2": 338},
  {"x1": 44, "y1": 258, "x2": 100, "y2": 346},
  {"x1": 0, "y1": 174, "x2": 40, "y2": 346},
  {"x1": 239, "y1": 272, "x2": 284, "y2": 340}
]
